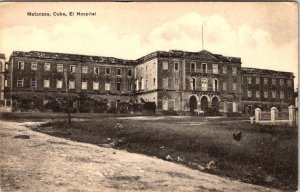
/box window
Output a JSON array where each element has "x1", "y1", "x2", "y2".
[
  {"x1": 163, "y1": 78, "x2": 168, "y2": 89},
  {"x1": 57, "y1": 64, "x2": 63, "y2": 72},
  {"x1": 280, "y1": 91, "x2": 284, "y2": 99},
  {"x1": 44, "y1": 79, "x2": 50, "y2": 88},
  {"x1": 82, "y1": 66, "x2": 88, "y2": 74},
  {"x1": 81, "y1": 81, "x2": 87, "y2": 90},
  {"x1": 140, "y1": 77, "x2": 144, "y2": 90},
  {"x1": 232, "y1": 67, "x2": 237, "y2": 76},
  {"x1": 44, "y1": 63, "x2": 50, "y2": 71},
  {"x1": 69, "y1": 80, "x2": 75, "y2": 89},
  {"x1": 190, "y1": 62, "x2": 196, "y2": 72},
  {"x1": 31, "y1": 77, "x2": 37, "y2": 87},
  {"x1": 272, "y1": 78, "x2": 276, "y2": 85},
  {"x1": 4, "y1": 79, "x2": 8, "y2": 87},
  {"x1": 201, "y1": 63, "x2": 207, "y2": 73},
  {"x1": 247, "y1": 90, "x2": 252, "y2": 97},
  {"x1": 212, "y1": 64, "x2": 218, "y2": 74},
  {"x1": 18, "y1": 61, "x2": 24, "y2": 70},
  {"x1": 232, "y1": 83, "x2": 237, "y2": 91},
  {"x1": 105, "y1": 68, "x2": 111, "y2": 75},
  {"x1": 153, "y1": 78, "x2": 156, "y2": 86},
  {"x1": 287, "y1": 80, "x2": 292, "y2": 87},
  {"x1": 264, "y1": 78, "x2": 268, "y2": 85},
  {"x1": 174, "y1": 62, "x2": 179, "y2": 71},
  {"x1": 145, "y1": 80, "x2": 148, "y2": 90},
  {"x1": 31, "y1": 62, "x2": 37, "y2": 71},
  {"x1": 163, "y1": 61, "x2": 168, "y2": 70},
  {"x1": 105, "y1": 82, "x2": 110, "y2": 91},
  {"x1": 247, "y1": 77, "x2": 252, "y2": 84},
  {"x1": 117, "y1": 68, "x2": 122, "y2": 76},
  {"x1": 5, "y1": 63, "x2": 8, "y2": 70},
  {"x1": 174, "y1": 97, "x2": 180, "y2": 111},
  {"x1": 93, "y1": 82, "x2": 99, "y2": 90},
  {"x1": 56, "y1": 80, "x2": 62, "y2": 89},
  {"x1": 264, "y1": 91, "x2": 268, "y2": 98},
  {"x1": 128, "y1": 69, "x2": 133, "y2": 76},
  {"x1": 128, "y1": 82, "x2": 132, "y2": 91},
  {"x1": 201, "y1": 78, "x2": 208, "y2": 91},
  {"x1": 223, "y1": 82, "x2": 227, "y2": 91},
  {"x1": 93, "y1": 67, "x2": 99, "y2": 74},
  {"x1": 70, "y1": 65, "x2": 76, "y2": 73},
  {"x1": 17, "y1": 78, "x2": 23, "y2": 87},
  {"x1": 280, "y1": 79, "x2": 284, "y2": 86},
  {"x1": 191, "y1": 78, "x2": 196, "y2": 90},
  {"x1": 162, "y1": 97, "x2": 168, "y2": 110},
  {"x1": 256, "y1": 91, "x2": 260, "y2": 98},
  {"x1": 213, "y1": 79, "x2": 218, "y2": 91},
  {"x1": 135, "y1": 79, "x2": 139, "y2": 90},
  {"x1": 256, "y1": 77, "x2": 260, "y2": 84},
  {"x1": 116, "y1": 81, "x2": 121, "y2": 91},
  {"x1": 174, "y1": 78, "x2": 179, "y2": 89},
  {"x1": 272, "y1": 91, "x2": 276, "y2": 98},
  {"x1": 223, "y1": 66, "x2": 227, "y2": 74}
]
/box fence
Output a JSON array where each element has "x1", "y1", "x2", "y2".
[{"x1": 254, "y1": 106, "x2": 297, "y2": 127}]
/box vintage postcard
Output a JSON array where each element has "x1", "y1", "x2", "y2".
[{"x1": 0, "y1": 2, "x2": 298, "y2": 192}]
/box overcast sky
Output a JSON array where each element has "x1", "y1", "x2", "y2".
[{"x1": 0, "y1": 2, "x2": 298, "y2": 84}]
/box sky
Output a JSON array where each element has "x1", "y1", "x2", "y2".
[{"x1": 0, "y1": 2, "x2": 298, "y2": 85}]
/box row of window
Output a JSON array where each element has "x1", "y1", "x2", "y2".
[
  {"x1": 190, "y1": 78, "x2": 237, "y2": 92},
  {"x1": 17, "y1": 61, "x2": 133, "y2": 76},
  {"x1": 162, "y1": 61, "x2": 237, "y2": 75},
  {"x1": 15, "y1": 78, "x2": 132, "y2": 91},
  {"x1": 246, "y1": 76, "x2": 292, "y2": 86},
  {"x1": 247, "y1": 90, "x2": 285, "y2": 99}
]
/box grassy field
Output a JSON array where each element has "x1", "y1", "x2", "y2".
[{"x1": 1, "y1": 112, "x2": 298, "y2": 191}]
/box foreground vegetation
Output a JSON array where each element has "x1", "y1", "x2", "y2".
[{"x1": 1, "y1": 113, "x2": 297, "y2": 191}]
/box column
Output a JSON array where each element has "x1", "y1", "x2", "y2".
[
  {"x1": 255, "y1": 108, "x2": 261, "y2": 123},
  {"x1": 288, "y1": 105, "x2": 296, "y2": 126},
  {"x1": 270, "y1": 107, "x2": 277, "y2": 122}
]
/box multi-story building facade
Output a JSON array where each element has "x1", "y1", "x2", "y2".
[
  {"x1": 0, "y1": 50, "x2": 295, "y2": 114},
  {"x1": 241, "y1": 68, "x2": 295, "y2": 114},
  {"x1": 3, "y1": 51, "x2": 136, "y2": 110},
  {"x1": 135, "y1": 50, "x2": 242, "y2": 113}
]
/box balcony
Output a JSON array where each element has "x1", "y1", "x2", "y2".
[{"x1": 190, "y1": 69, "x2": 220, "y2": 77}]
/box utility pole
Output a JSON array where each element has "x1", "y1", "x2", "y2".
[{"x1": 64, "y1": 69, "x2": 71, "y2": 127}]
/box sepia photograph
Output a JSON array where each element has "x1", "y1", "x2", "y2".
[{"x1": 0, "y1": 2, "x2": 298, "y2": 191}]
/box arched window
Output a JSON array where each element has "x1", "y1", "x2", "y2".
[
  {"x1": 201, "y1": 78, "x2": 208, "y2": 91},
  {"x1": 174, "y1": 97, "x2": 180, "y2": 111},
  {"x1": 162, "y1": 97, "x2": 168, "y2": 111},
  {"x1": 191, "y1": 78, "x2": 196, "y2": 90}
]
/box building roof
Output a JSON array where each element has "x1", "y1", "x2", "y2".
[
  {"x1": 242, "y1": 67, "x2": 294, "y2": 77},
  {"x1": 0, "y1": 53, "x2": 5, "y2": 59},
  {"x1": 10, "y1": 51, "x2": 137, "y2": 65},
  {"x1": 137, "y1": 49, "x2": 242, "y2": 63}
]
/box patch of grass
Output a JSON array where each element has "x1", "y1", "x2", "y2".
[{"x1": 11, "y1": 113, "x2": 297, "y2": 191}]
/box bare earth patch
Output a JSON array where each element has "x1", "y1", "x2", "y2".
[{"x1": 0, "y1": 120, "x2": 280, "y2": 192}]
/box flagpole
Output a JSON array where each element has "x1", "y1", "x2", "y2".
[{"x1": 202, "y1": 25, "x2": 204, "y2": 50}]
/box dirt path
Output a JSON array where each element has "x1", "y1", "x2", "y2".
[{"x1": 0, "y1": 120, "x2": 280, "y2": 192}]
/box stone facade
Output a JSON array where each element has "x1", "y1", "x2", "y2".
[
  {"x1": 241, "y1": 68, "x2": 294, "y2": 114},
  {"x1": 0, "y1": 50, "x2": 295, "y2": 114},
  {"x1": 136, "y1": 50, "x2": 242, "y2": 113},
  {"x1": 3, "y1": 51, "x2": 136, "y2": 110}
]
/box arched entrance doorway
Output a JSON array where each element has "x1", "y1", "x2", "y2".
[
  {"x1": 189, "y1": 95, "x2": 197, "y2": 112},
  {"x1": 201, "y1": 96, "x2": 208, "y2": 111},
  {"x1": 212, "y1": 97, "x2": 219, "y2": 111}
]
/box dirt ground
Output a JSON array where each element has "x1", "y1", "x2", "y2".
[{"x1": 0, "y1": 120, "x2": 281, "y2": 192}]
